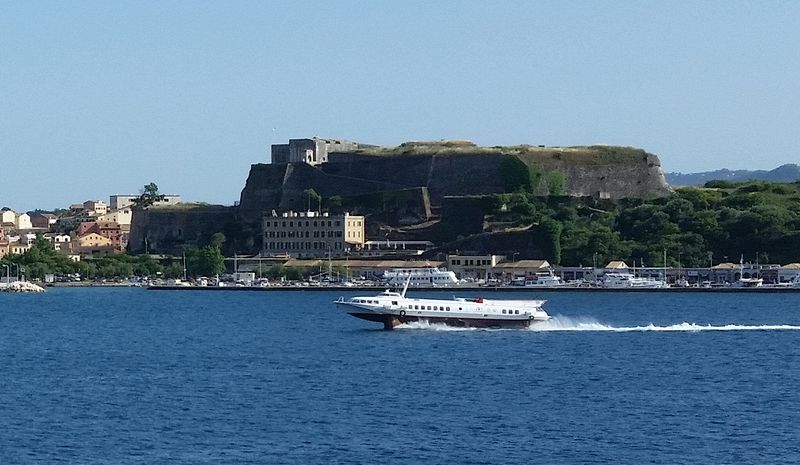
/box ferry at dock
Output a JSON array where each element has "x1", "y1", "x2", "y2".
[
  {"x1": 335, "y1": 279, "x2": 550, "y2": 330},
  {"x1": 382, "y1": 267, "x2": 458, "y2": 286}
]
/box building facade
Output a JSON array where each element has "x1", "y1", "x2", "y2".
[
  {"x1": 262, "y1": 211, "x2": 365, "y2": 257},
  {"x1": 446, "y1": 254, "x2": 506, "y2": 279},
  {"x1": 83, "y1": 200, "x2": 108, "y2": 216},
  {"x1": 270, "y1": 137, "x2": 358, "y2": 166}
]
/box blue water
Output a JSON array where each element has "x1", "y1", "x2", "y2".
[{"x1": 2, "y1": 288, "x2": 800, "y2": 464}]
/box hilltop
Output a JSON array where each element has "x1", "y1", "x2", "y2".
[{"x1": 666, "y1": 164, "x2": 800, "y2": 186}]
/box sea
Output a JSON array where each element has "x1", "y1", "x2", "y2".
[{"x1": 1, "y1": 287, "x2": 799, "y2": 464}]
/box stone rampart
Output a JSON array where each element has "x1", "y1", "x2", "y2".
[
  {"x1": 238, "y1": 146, "x2": 671, "y2": 216},
  {"x1": 128, "y1": 206, "x2": 236, "y2": 254}
]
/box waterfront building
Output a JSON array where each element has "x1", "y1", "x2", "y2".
[
  {"x1": 262, "y1": 211, "x2": 365, "y2": 258},
  {"x1": 75, "y1": 221, "x2": 126, "y2": 252},
  {"x1": 492, "y1": 259, "x2": 552, "y2": 281},
  {"x1": 360, "y1": 240, "x2": 434, "y2": 257},
  {"x1": 777, "y1": 263, "x2": 800, "y2": 283},
  {"x1": 446, "y1": 254, "x2": 506, "y2": 280},
  {"x1": 74, "y1": 232, "x2": 114, "y2": 255},
  {"x1": 276, "y1": 258, "x2": 446, "y2": 281}
]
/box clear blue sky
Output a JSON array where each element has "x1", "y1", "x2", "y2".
[{"x1": 2, "y1": 1, "x2": 799, "y2": 211}]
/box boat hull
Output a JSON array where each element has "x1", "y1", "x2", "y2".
[{"x1": 347, "y1": 312, "x2": 538, "y2": 330}]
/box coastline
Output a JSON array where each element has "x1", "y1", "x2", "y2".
[{"x1": 144, "y1": 285, "x2": 800, "y2": 293}]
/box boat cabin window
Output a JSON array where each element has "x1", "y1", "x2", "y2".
[
  {"x1": 434, "y1": 306, "x2": 438, "y2": 311},
  {"x1": 427, "y1": 306, "x2": 432, "y2": 310},
  {"x1": 392, "y1": 301, "x2": 398, "y2": 306},
  {"x1": 514, "y1": 310, "x2": 519, "y2": 314},
  {"x1": 502, "y1": 309, "x2": 506, "y2": 314},
  {"x1": 446, "y1": 307, "x2": 450, "y2": 311}
]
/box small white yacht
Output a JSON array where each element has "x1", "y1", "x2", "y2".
[
  {"x1": 601, "y1": 272, "x2": 667, "y2": 289},
  {"x1": 523, "y1": 271, "x2": 564, "y2": 288},
  {"x1": 335, "y1": 279, "x2": 550, "y2": 330}
]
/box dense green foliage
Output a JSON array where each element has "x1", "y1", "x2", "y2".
[
  {"x1": 0, "y1": 237, "x2": 166, "y2": 280},
  {"x1": 490, "y1": 181, "x2": 800, "y2": 266},
  {"x1": 1, "y1": 235, "x2": 225, "y2": 281},
  {"x1": 131, "y1": 182, "x2": 166, "y2": 209},
  {"x1": 498, "y1": 155, "x2": 566, "y2": 196}
]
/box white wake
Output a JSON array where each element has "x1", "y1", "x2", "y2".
[
  {"x1": 530, "y1": 315, "x2": 800, "y2": 332},
  {"x1": 395, "y1": 316, "x2": 800, "y2": 332}
]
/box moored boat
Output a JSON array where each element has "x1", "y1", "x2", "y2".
[
  {"x1": 601, "y1": 271, "x2": 666, "y2": 289},
  {"x1": 335, "y1": 279, "x2": 550, "y2": 330},
  {"x1": 382, "y1": 267, "x2": 458, "y2": 286}
]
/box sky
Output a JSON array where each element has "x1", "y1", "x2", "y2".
[{"x1": 2, "y1": 1, "x2": 799, "y2": 211}]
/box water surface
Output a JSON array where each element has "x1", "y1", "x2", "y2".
[{"x1": 1, "y1": 288, "x2": 798, "y2": 464}]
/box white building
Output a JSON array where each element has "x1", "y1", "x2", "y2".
[
  {"x1": 15, "y1": 213, "x2": 32, "y2": 230},
  {"x1": 97, "y1": 209, "x2": 133, "y2": 228},
  {"x1": 0, "y1": 209, "x2": 15, "y2": 225},
  {"x1": 83, "y1": 200, "x2": 108, "y2": 216}
]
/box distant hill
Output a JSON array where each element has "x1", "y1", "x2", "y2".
[{"x1": 666, "y1": 163, "x2": 800, "y2": 186}]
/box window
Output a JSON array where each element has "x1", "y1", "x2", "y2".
[
  {"x1": 502, "y1": 309, "x2": 506, "y2": 314},
  {"x1": 515, "y1": 310, "x2": 519, "y2": 314}
]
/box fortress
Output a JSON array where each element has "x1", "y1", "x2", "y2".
[
  {"x1": 239, "y1": 138, "x2": 671, "y2": 215},
  {"x1": 129, "y1": 138, "x2": 672, "y2": 255}
]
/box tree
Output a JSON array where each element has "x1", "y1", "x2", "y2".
[
  {"x1": 210, "y1": 233, "x2": 227, "y2": 248},
  {"x1": 537, "y1": 219, "x2": 563, "y2": 265},
  {"x1": 304, "y1": 188, "x2": 321, "y2": 211},
  {"x1": 131, "y1": 182, "x2": 166, "y2": 209},
  {"x1": 200, "y1": 244, "x2": 225, "y2": 276},
  {"x1": 327, "y1": 195, "x2": 343, "y2": 213}
]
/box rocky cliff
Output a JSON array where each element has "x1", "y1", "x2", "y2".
[{"x1": 238, "y1": 144, "x2": 671, "y2": 215}]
